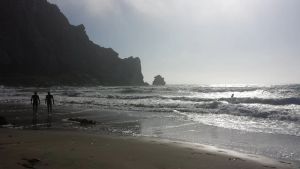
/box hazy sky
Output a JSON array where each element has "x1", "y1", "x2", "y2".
[{"x1": 48, "y1": 0, "x2": 300, "y2": 84}]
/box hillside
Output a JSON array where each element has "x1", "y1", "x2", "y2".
[{"x1": 0, "y1": 0, "x2": 145, "y2": 86}]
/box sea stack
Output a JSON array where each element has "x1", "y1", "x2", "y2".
[{"x1": 152, "y1": 75, "x2": 166, "y2": 86}]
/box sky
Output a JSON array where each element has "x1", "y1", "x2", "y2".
[{"x1": 48, "y1": 0, "x2": 300, "y2": 85}]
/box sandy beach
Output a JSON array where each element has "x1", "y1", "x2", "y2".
[
  {"x1": 0, "y1": 102, "x2": 299, "y2": 169},
  {"x1": 0, "y1": 128, "x2": 294, "y2": 169},
  {"x1": 1, "y1": 0, "x2": 300, "y2": 168}
]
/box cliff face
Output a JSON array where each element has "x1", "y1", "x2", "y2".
[{"x1": 0, "y1": 0, "x2": 145, "y2": 86}]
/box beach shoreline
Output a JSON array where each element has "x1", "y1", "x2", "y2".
[
  {"x1": 0, "y1": 103, "x2": 299, "y2": 168},
  {"x1": 0, "y1": 128, "x2": 295, "y2": 169}
]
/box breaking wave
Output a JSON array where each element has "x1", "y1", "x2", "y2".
[
  {"x1": 1, "y1": 84, "x2": 300, "y2": 136},
  {"x1": 168, "y1": 96, "x2": 300, "y2": 105}
]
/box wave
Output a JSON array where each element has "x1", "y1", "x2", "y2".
[
  {"x1": 119, "y1": 88, "x2": 154, "y2": 94},
  {"x1": 2, "y1": 85, "x2": 300, "y2": 125},
  {"x1": 61, "y1": 91, "x2": 81, "y2": 97},
  {"x1": 106, "y1": 95, "x2": 161, "y2": 100},
  {"x1": 169, "y1": 97, "x2": 214, "y2": 102},
  {"x1": 194, "y1": 101, "x2": 221, "y2": 109},
  {"x1": 177, "y1": 103, "x2": 300, "y2": 122},
  {"x1": 58, "y1": 95, "x2": 300, "y2": 123},
  {"x1": 168, "y1": 96, "x2": 300, "y2": 105},
  {"x1": 220, "y1": 97, "x2": 300, "y2": 105},
  {"x1": 214, "y1": 104, "x2": 300, "y2": 122},
  {"x1": 191, "y1": 87, "x2": 261, "y2": 93}
]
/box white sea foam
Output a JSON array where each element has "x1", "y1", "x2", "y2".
[{"x1": 1, "y1": 84, "x2": 300, "y2": 136}]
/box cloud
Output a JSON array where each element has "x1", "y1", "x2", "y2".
[
  {"x1": 48, "y1": 0, "x2": 300, "y2": 84},
  {"x1": 49, "y1": 0, "x2": 122, "y2": 17},
  {"x1": 49, "y1": 0, "x2": 259, "y2": 22}
]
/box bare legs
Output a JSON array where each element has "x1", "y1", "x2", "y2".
[
  {"x1": 32, "y1": 104, "x2": 38, "y2": 128},
  {"x1": 47, "y1": 104, "x2": 52, "y2": 127}
]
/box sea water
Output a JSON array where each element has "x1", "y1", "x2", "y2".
[{"x1": 0, "y1": 84, "x2": 300, "y2": 164}]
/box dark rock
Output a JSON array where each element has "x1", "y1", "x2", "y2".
[
  {"x1": 152, "y1": 75, "x2": 166, "y2": 86},
  {"x1": 18, "y1": 163, "x2": 34, "y2": 169},
  {"x1": 22, "y1": 158, "x2": 40, "y2": 166},
  {"x1": 0, "y1": 0, "x2": 145, "y2": 86},
  {"x1": 0, "y1": 116, "x2": 8, "y2": 125},
  {"x1": 68, "y1": 118, "x2": 96, "y2": 126}
]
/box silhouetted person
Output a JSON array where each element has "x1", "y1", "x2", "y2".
[
  {"x1": 31, "y1": 92, "x2": 40, "y2": 128},
  {"x1": 45, "y1": 92, "x2": 54, "y2": 127},
  {"x1": 231, "y1": 93, "x2": 234, "y2": 98}
]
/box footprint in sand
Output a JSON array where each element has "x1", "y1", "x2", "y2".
[
  {"x1": 18, "y1": 162, "x2": 34, "y2": 169},
  {"x1": 205, "y1": 153, "x2": 217, "y2": 156},
  {"x1": 18, "y1": 158, "x2": 40, "y2": 169},
  {"x1": 228, "y1": 157, "x2": 245, "y2": 162},
  {"x1": 190, "y1": 152, "x2": 203, "y2": 157},
  {"x1": 279, "y1": 161, "x2": 291, "y2": 165},
  {"x1": 263, "y1": 165, "x2": 276, "y2": 168},
  {"x1": 0, "y1": 142, "x2": 21, "y2": 146}
]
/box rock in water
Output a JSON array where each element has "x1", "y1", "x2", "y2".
[
  {"x1": 152, "y1": 75, "x2": 166, "y2": 86},
  {"x1": 0, "y1": 116, "x2": 8, "y2": 125},
  {"x1": 0, "y1": 0, "x2": 145, "y2": 86}
]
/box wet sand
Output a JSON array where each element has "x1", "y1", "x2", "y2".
[
  {"x1": 0, "y1": 129, "x2": 293, "y2": 169},
  {"x1": 0, "y1": 103, "x2": 298, "y2": 168}
]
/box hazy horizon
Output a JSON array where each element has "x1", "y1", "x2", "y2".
[{"x1": 48, "y1": 0, "x2": 300, "y2": 85}]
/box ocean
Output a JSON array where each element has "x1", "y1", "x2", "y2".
[{"x1": 1, "y1": 84, "x2": 300, "y2": 164}]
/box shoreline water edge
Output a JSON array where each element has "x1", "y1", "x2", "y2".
[
  {"x1": 0, "y1": 84, "x2": 300, "y2": 168},
  {"x1": 0, "y1": 128, "x2": 294, "y2": 169}
]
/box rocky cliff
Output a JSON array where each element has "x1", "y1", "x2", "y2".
[{"x1": 0, "y1": 0, "x2": 145, "y2": 86}]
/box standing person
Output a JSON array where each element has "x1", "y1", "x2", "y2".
[
  {"x1": 31, "y1": 91, "x2": 40, "y2": 128},
  {"x1": 45, "y1": 91, "x2": 54, "y2": 127}
]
